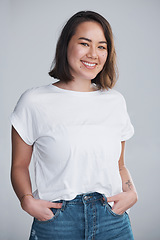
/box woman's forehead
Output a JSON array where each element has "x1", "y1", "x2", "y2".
[{"x1": 73, "y1": 21, "x2": 106, "y2": 41}]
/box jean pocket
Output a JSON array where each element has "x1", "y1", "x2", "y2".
[
  {"x1": 102, "y1": 194, "x2": 126, "y2": 218},
  {"x1": 35, "y1": 200, "x2": 65, "y2": 224},
  {"x1": 105, "y1": 202, "x2": 126, "y2": 217}
]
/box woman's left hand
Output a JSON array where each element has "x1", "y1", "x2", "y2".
[{"x1": 106, "y1": 191, "x2": 138, "y2": 215}]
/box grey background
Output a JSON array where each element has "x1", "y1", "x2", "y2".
[{"x1": 1, "y1": 0, "x2": 160, "y2": 239}]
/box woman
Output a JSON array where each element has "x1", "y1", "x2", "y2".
[{"x1": 10, "y1": 11, "x2": 138, "y2": 240}]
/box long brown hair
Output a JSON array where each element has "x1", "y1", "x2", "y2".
[{"x1": 48, "y1": 11, "x2": 118, "y2": 90}]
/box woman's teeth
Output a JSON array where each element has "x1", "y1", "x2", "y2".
[{"x1": 82, "y1": 61, "x2": 96, "y2": 67}]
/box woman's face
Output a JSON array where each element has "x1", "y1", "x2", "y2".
[{"x1": 67, "y1": 21, "x2": 108, "y2": 82}]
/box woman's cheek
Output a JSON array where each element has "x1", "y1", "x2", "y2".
[
  {"x1": 102, "y1": 51, "x2": 108, "y2": 60},
  {"x1": 99, "y1": 52, "x2": 107, "y2": 65},
  {"x1": 77, "y1": 47, "x2": 87, "y2": 56},
  {"x1": 73, "y1": 47, "x2": 86, "y2": 60}
]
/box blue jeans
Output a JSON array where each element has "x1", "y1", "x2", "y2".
[{"x1": 29, "y1": 192, "x2": 134, "y2": 240}]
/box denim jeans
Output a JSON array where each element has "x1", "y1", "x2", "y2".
[{"x1": 29, "y1": 192, "x2": 134, "y2": 240}]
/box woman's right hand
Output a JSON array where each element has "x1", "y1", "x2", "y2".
[{"x1": 21, "y1": 196, "x2": 62, "y2": 221}]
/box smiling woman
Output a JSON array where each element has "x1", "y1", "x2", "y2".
[{"x1": 10, "y1": 10, "x2": 137, "y2": 240}]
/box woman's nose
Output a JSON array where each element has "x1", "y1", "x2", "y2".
[{"x1": 86, "y1": 47, "x2": 98, "y2": 59}]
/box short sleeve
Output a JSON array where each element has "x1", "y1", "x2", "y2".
[
  {"x1": 121, "y1": 95, "x2": 134, "y2": 141},
  {"x1": 9, "y1": 89, "x2": 38, "y2": 145}
]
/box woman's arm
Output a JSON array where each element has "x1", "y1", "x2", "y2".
[
  {"x1": 11, "y1": 126, "x2": 33, "y2": 200},
  {"x1": 107, "y1": 141, "x2": 138, "y2": 215},
  {"x1": 11, "y1": 126, "x2": 62, "y2": 221}
]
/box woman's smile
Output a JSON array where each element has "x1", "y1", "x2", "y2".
[{"x1": 81, "y1": 60, "x2": 97, "y2": 69}]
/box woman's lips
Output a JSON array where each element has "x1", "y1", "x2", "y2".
[{"x1": 81, "y1": 60, "x2": 97, "y2": 69}]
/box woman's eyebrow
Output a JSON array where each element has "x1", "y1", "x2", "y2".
[{"x1": 78, "y1": 37, "x2": 107, "y2": 44}]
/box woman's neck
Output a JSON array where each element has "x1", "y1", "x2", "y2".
[{"x1": 53, "y1": 80, "x2": 98, "y2": 92}]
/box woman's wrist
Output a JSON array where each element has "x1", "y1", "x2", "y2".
[
  {"x1": 126, "y1": 190, "x2": 138, "y2": 204},
  {"x1": 20, "y1": 193, "x2": 33, "y2": 206},
  {"x1": 21, "y1": 194, "x2": 35, "y2": 212}
]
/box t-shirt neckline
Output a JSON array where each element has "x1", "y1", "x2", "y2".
[{"x1": 49, "y1": 83, "x2": 103, "y2": 96}]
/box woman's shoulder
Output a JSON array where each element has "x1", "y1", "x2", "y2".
[
  {"x1": 103, "y1": 87, "x2": 125, "y2": 101},
  {"x1": 16, "y1": 84, "x2": 51, "y2": 106}
]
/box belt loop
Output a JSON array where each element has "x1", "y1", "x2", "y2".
[
  {"x1": 61, "y1": 200, "x2": 66, "y2": 212},
  {"x1": 102, "y1": 194, "x2": 107, "y2": 206}
]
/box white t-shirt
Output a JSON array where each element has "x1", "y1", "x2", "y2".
[{"x1": 10, "y1": 81, "x2": 134, "y2": 201}]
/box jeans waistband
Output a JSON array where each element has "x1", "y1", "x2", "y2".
[{"x1": 53, "y1": 192, "x2": 105, "y2": 205}]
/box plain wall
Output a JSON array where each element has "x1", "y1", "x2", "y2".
[{"x1": 1, "y1": 0, "x2": 160, "y2": 239}]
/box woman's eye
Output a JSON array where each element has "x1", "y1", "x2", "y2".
[
  {"x1": 80, "y1": 43, "x2": 89, "y2": 47},
  {"x1": 98, "y1": 46, "x2": 106, "y2": 50}
]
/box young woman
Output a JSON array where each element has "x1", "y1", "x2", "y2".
[{"x1": 10, "y1": 11, "x2": 138, "y2": 240}]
